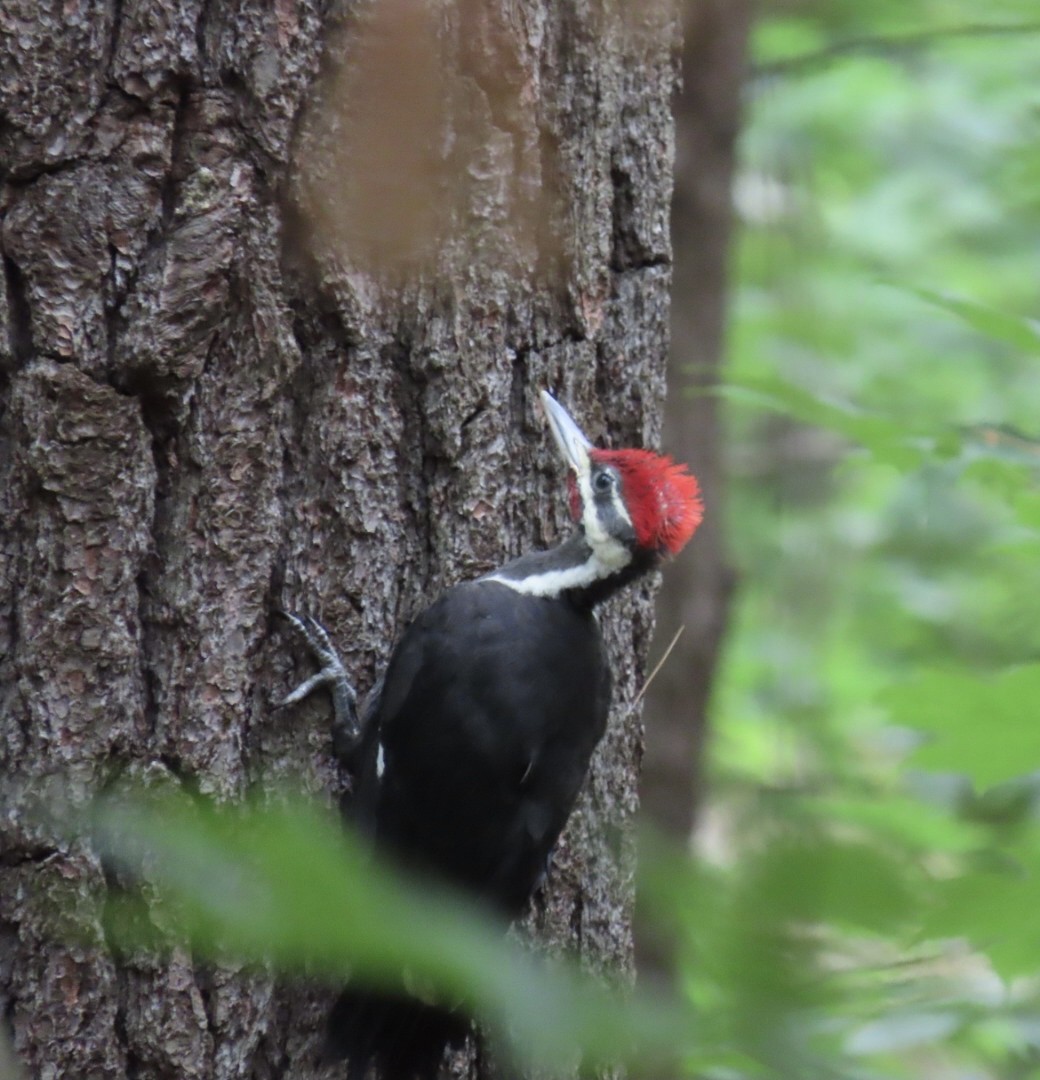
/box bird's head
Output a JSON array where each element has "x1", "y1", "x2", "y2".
[{"x1": 540, "y1": 390, "x2": 703, "y2": 567}]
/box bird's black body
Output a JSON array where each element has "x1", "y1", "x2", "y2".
[
  {"x1": 360, "y1": 574, "x2": 610, "y2": 916},
  {"x1": 322, "y1": 567, "x2": 614, "y2": 1079},
  {"x1": 282, "y1": 392, "x2": 703, "y2": 1080},
  {"x1": 319, "y1": 557, "x2": 616, "y2": 1080}
]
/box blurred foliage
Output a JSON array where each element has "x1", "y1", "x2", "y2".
[
  {"x1": 90, "y1": 789, "x2": 689, "y2": 1075},
  {"x1": 691, "y1": 1, "x2": 1040, "y2": 1076}
]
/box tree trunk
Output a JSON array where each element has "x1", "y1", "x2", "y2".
[
  {"x1": 0, "y1": 1, "x2": 682, "y2": 1077},
  {"x1": 637, "y1": 0, "x2": 749, "y2": 982}
]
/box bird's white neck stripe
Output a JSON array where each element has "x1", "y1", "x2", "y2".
[{"x1": 483, "y1": 548, "x2": 627, "y2": 598}]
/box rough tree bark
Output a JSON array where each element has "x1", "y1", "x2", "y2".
[
  {"x1": 0, "y1": 1, "x2": 683, "y2": 1077},
  {"x1": 637, "y1": 0, "x2": 749, "y2": 980}
]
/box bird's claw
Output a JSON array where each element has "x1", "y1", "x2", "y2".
[
  {"x1": 280, "y1": 613, "x2": 347, "y2": 700},
  {"x1": 279, "y1": 612, "x2": 360, "y2": 744}
]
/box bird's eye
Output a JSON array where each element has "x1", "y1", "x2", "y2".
[{"x1": 593, "y1": 470, "x2": 614, "y2": 494}]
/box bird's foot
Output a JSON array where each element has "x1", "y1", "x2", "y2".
[
  {"x1": 280, "y1": 613, "x2": 360, "y2": 751},
  {"x1": 532, "y1": 843, "x2": 558, "y2": 900}
]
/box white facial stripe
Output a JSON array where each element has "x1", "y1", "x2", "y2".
[
  {"x1": 578, "y1": 468, "x2": 632, "y2": 571},
  {"x1": 577, "y1": 469, "x2": 598, "y2": 535},
  {"x1": 609, "y1": 486, "x2": 633, "y2": 529}
]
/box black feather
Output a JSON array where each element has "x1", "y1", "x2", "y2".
[{"x1": 326, "y1": 578, "x2": 611, "y2": 1075}]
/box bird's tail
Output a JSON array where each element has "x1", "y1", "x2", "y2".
[{"x1": 325, "y1": 984, "x2": 470, "y2": 1080}]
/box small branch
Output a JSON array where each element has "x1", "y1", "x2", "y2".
[
  {"x1": 753, "y1": 21, "x2": 1040, "y2": 80},
  {"x1": 634, "y1": 625, "x2": 686, "y2": 707}
]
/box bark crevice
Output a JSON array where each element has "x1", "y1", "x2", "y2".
[{"x1": 1, "y1": 251, "x2": 33, "y2": 368}]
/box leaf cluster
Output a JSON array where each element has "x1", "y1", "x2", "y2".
[{"x1": 695, "y1": 3, "x2": 1040, "y2": 1075}]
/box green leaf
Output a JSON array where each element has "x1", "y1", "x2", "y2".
[
  {"x1": 810, "y1": 793, "x2": 982, "y2": 854},
  {"x1": 924, "y1": 853, "x2": 1040, "y2": 978},
  {"x1": 90, "y1": 792, "x2": 690, "y2": 1072},
  {"x1": 881, "y1": 665, "x2": 1040, "y2": 788},
  {"x1": 747, "y1": 834, "x2": 918, "y2": 933},
  {"x1": 713, "y1": 373, "x2": 935, "y2": 468},
  {"x1": 905, "y1": 286, "x2": 1040, "y2": 355}
]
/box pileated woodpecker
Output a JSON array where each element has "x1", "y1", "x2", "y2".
[{"x1": 282, "y1": 390, "x2": 702, "y2": 1079}]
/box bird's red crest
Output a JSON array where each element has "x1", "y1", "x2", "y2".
[{"x1": 592, "y1": 449, "x2": 703, "y2": 556}]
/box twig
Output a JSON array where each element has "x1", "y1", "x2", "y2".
[
  {"x1": 634, "y1": 625, "x2": 686, "y2": 706},
  {"x1": 754, "y1": 21, "x2": 1040, "y2": 81}
]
